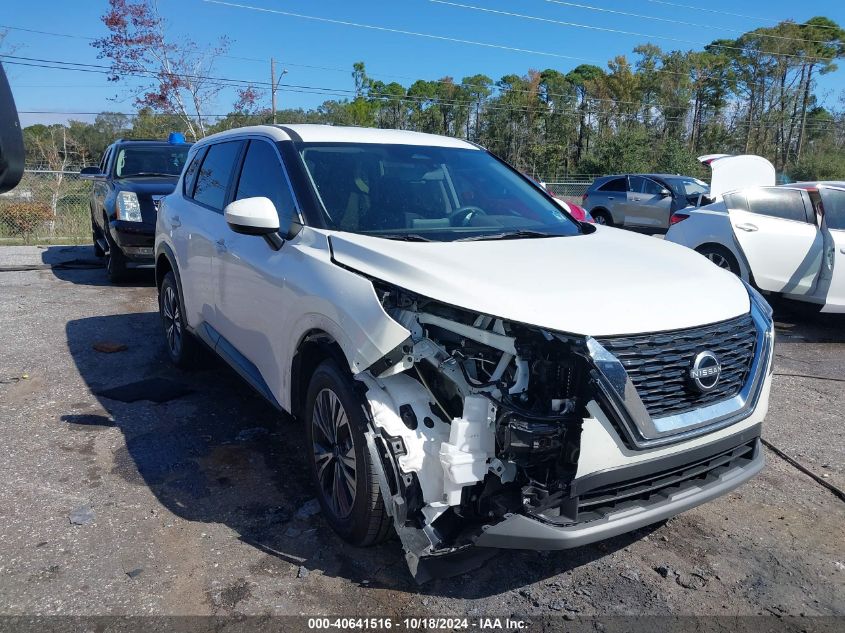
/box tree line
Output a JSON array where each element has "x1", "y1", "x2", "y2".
[{"x1": 21, "y1": 2, "x2": 845, "y2": 182}]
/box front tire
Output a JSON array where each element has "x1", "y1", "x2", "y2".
[
  {"x1": 158, "y1": 271, "x2": 199, "y2": 368},
  {"x1": 103, "y1": 217, "x2": 127, "y2": 283},
  {"x1": 304, "y1": 359, "x2": 391, "y2": 546},
  {"x1": 92, "y1": 216, "x2": 105, "y2": 258}
]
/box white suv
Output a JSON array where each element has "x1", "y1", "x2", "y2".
[{"x1": 155, "y1": 125, "x2": 774, "y2": 580}]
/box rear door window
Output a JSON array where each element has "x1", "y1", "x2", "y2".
[
  {"x1": 192, "y1": 141, "x2": 243, "y2": 211},
  {"x1": 598, "y1": 177, "x2": 626, "y2": 192},
  {"x1": 819, "y1": 188, "x2": 845, "y2": 230},
  {"x1": 234, "y1": 140, "x2": 298, "y2": 228},
  {"x1": 744, "y1": 188, "x2": 809, "y2": 223}
]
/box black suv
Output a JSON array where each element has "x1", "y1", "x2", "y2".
[{"x1": 82, "y1": 137, "x2": 191, "y2": 281}]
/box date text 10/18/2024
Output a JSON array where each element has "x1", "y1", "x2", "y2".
[{"x1": 307, "y1": 618, "x2": 529, "y2": 630}]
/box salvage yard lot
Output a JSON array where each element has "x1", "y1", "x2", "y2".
[{"x1": 0, "y1": 245, "x2": 843, "y2": 617}]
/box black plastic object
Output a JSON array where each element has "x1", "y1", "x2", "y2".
[
  {"x1": 497, "y1": 413, "x2": 565, "y2": 466},
  {"x1": 0, "y1": 63, "x2": 24, "y2": 194}
]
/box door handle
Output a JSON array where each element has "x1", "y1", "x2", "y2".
[
  {"x1": 607, "y1": 196, "x2": 615, "y2": 200},
  {"x1": 171, "y1": 215, "x2": 181, "y2": 228},
  {"x1": 734, "y1": 222, "x2": 758, "y2": 232},
  {"x1": 215, "y1": 238, "x2": 227, "y2": 253}
]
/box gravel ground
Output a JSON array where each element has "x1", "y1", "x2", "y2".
[{"x1": 0, "y1": 245, "x2": 843, "y2": 620}]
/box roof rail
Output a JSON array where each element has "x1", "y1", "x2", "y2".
[{"x1": 113, "y1": 137, "x2": 169, "y2": 143}]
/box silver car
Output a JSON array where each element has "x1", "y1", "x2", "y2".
[{"x1": 583, "y1": 174, "x2": 710, "y2": 230}]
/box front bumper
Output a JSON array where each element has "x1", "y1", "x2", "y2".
[
  {"x1": 109, "y1": 220, "x2": 155, "y2": 261},
  {"x1": 475, "y1": 430, "x2": 763, "y2": 550}
]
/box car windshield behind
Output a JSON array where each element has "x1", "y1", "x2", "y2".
[
  {"x1": 663, "y1": 177, "x2": 709, "y2": 198},
  {"x1": 297, "y1": 143, "x2": 582, "y2": 241},
  {"x1": 114, "y1": 145, "x2": 190, "y2": 178}
]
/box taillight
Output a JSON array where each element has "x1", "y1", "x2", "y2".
[{"x1": 669, "y1": 213, "x2": 690, "y2": 225}]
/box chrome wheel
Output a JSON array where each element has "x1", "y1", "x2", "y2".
[
  {"x1": 705, "y1": 251, "x2": 731, "y2": 270},
  {"x1": 593, "y1": 214, "x2": 607, "y2": 225},
  {"x1": 311, "y1": 388, "x2": 357, "y2": 519},
  {"x1": 162, "y1": 285, "x2": 182, "y2": 357}
]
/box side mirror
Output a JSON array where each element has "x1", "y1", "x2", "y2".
[
  {"x1": 80, "y1": 166, "x2": 103, "y2": 179},
  {"x1": 224, "y1": 197, "x2": 280, "y2": 236},
  {"x1": 0, "y1": 63, "x2": 24, "y2": 194},
  {"x1": 660, "y1": 188, "x2": 672, "y2": 197}
]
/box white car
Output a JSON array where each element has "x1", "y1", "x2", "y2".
[
  {"x1": 155, "y1": 125, "x2": 773, "y2": 580},
  {"x1": 666, "y1": 180, "x2": 845, "y2": 313}
]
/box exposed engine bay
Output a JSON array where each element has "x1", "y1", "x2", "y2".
[{"x1": 358, "y1": 282, "x2": 595, "y2": 580}]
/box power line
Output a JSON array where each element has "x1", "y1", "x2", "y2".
[
  {"x1": 0, "y1": 24, "x2": 95, "y2": 40},
  {"x1": 202, "y1": 0, "x2": 592, "y2": 62},
  {"x1": 0, "y1": 19, "x2": 818, "y2": 113},
  {"x1": 538, "y1": 0, "x2": 842, "y2": 46},
  {"x1": 0, "y1": 18, "x2": 602, "y2": 97},
  {"x1": 430, "y1": 0, "x2": 837, "y2": 61},
  {"x1": 644, "y1": 0, "x2": 843, "y2": 31},
  {"x1": 8, "y1": 59, "x2": 839, "y2": 132},
  {"x1": 203, "y1": 0, "x2": 836, "y2": 84},
  {"x1": 7, "y1": 51, "x2": 841, "y2": 132}
]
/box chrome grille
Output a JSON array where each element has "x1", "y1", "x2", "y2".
[{"x1": 597, "y1": 314, "x2": 757, "y2": 418}]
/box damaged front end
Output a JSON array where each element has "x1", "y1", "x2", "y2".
[{"x1": 357, "y1": 282, "x2": 596, "y2": 581}]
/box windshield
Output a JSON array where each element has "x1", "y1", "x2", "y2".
[
  {"x1": 664, "y1": 177, "x2": 709, "y2": 198},
  {"x1": 114, "y1": 145, "x2": 190, "y2": 178},
  {"x1": 297, "y1": 143, "x2": 582, "y2": 241}
]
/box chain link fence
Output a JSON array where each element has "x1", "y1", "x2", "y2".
[
  {"x1": 0, "y1": 170, "x2": 91, "y2": 245},
  {"x1": 544, "y1": 180, "x2": 594, "y2": 203}
]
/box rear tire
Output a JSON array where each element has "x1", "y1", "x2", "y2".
[
  {"x1": 592, "y1": 209, "x2": 613, "y2": 226},
  {"x1": 304, "y1": 359, "x2": 392, "y2": 546},
  {"x1": 158, "y1": 271, "x2": 199, "y2": 368},
  {"x1": 697, "y1": 244, "x2": 740, "y2": 276}
]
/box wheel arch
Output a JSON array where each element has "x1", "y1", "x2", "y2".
[
  {"x1": 154, "y1": 243, "x2": 194, "y2": 328},
  {"x1": 290, "y1": 329, "x2": 350, "y2": 420},
  {"x1": 590, "y1": 206, "x2": 617, "y2": 225},
  {"x1": 694, "y1": 241, "x2": 750, "y2": 281},
  {"x1": 155, "y1": 251, "x2": 174, "y2": 291}
]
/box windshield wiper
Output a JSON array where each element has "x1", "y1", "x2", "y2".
[
  {"x1": 457, "y1": 230, "x2": 555, "y2": 242},
  {"x1": 377, "y1": 233, "x2": 434, "y2": 242}
]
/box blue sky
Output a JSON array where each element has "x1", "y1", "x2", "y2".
[{"x1": 5, "y1": 0, "x2": 845, "y2": 127}]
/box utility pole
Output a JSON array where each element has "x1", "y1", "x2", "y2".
[
  {"x1": 271, "y1": 57, "x2": 277, "y2": 124},
  {"x1": 270, "y1": 58, "x2": 288, "y2": 125}
]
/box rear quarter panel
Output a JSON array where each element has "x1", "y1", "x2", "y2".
[{"x1": 664, "y1": 205, "x2": 751, "y2": 280}]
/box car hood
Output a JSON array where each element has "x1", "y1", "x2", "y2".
[
  {"x1": 328, "y1": 227, "x2": 751, "y2": 336},
  {"x1": 114, "y1": 177, "x2": 179, "y2": 196}
]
